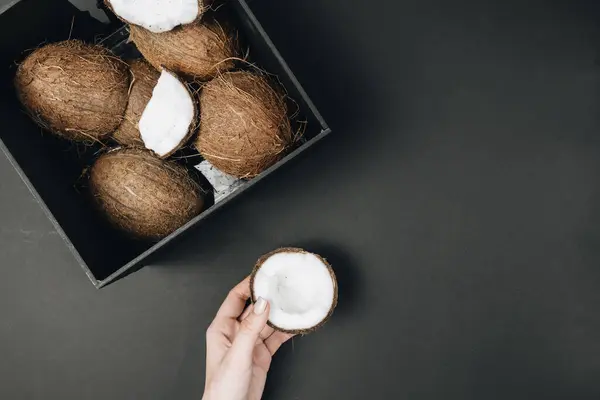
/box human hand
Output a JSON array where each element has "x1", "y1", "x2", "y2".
[{"x1": 203, "y1": 277, "x2": 295, "y2": 400}]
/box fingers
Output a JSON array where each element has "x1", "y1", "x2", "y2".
[
  {"x1": 230, "y1": 297, "x2": 270, "y2": 357},
  {"x1": 237, "y1": 304, "x2": 252, "y2": 322},
  {"x1": 259, "y1": 325, "x2": 275, "y2": 341},
  {"x1": 237, "y1": 306, "x2": 273, "y2": 340},
  {"x1": 265, "y1": 331, "x2": 295, "y2": 355},
  {"x1": 215, "y1": 276, "x2": 251, "y2": 321}
]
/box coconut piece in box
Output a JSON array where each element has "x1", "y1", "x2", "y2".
[
  {"x1": 14, "y1": 40, "x2": 130, "y2": 143},
  {"x1": 90, "y1": 148, "x2": 205, "y2": 239},
  {"x1": 196, "y1": 71, "x2": 294, "y2": 178},
  {"x1": 113, "y1": 59, "x2": 159, "y2": 147},
  {"x1": 129, "y1": 15, "x2": 239, "y2": 81},
  {"x1": 138, "y1": 69, "x2": 198, "y2": 158}
]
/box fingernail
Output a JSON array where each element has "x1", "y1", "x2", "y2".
[{"x1": 254, "y1": 297, "x2": 267, "y2": 315}]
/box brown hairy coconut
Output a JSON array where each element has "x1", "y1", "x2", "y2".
[
  {"x1": 89, "y1": 148, "x2": 204, "y2": 239},
  {"x1": 113, "y1": 59, "x2": 160, "y2": 147},
  {"x1": 250, "y1": 248, "x2": 338, "y2": 334},
  {"x1": 195, "y1": 71, "x2": 293, "y2": 178},
  {"x1": 105, "y1": 0, "x2": 210, "y2": 33},
  {"x1": 14, "y1": 40, "x2": 130, "y2": 143},
  {"x1": 129, "y1": 17, "x2": 238, "y2": 81}
]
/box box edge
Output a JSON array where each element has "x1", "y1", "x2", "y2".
[
  {"x1": 0, "y1": 137, "x2": 100, "y2": 287},
  {"x1": 235, "y1": 0, "x2": 329, "y2": 131},
  {"x1": 97, "y1": 127, "x2": 332, "y2": 287}
]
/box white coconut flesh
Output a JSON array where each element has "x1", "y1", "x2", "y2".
[
  {"x1": 139, "y1": 70, "x2": 194, "y2": 157},
  {"x1": 108, "y1": 0, "x2": 199, "y2": 33},
  {"x1": 253, "y1": 252, "x2": 336, "y2": 331}
]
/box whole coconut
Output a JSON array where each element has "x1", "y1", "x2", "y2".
[
  {"x1": 15, "y1": 40, "x2": 130, "y2": 143},
  {"x1": 195, "y1": 71, "x2": 293, "y2": 178},
  {"x1": 90, "y1": 148, "x2": 204, "y2": 239},
  {"x1": 129, "y1": 18, "x2": 238, "y2": 81},
  {"x1": 113, "y1": 59, "x2": 160, "y2": 147}
]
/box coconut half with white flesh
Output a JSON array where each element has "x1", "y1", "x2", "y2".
[
  {"x1": 105, "y1": 0, "x2": 208, "y2": 33},
  {"x1": 250, "y1": 248, "x2": 338, "y2": 334},
  {"x1": 138, "y1": 68, "x2": 197, "y2": 158}
]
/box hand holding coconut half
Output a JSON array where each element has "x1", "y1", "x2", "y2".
[
  {"x1": 204, "y1": 249, "x2": 336, "y2": 400},
  {"x1": 251, "y1": 248, "x2": 338, "y2": 334}
]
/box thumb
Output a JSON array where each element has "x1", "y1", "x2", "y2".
[{"x1": 231, "y1": 297, "x2": 270, "y2": 355}]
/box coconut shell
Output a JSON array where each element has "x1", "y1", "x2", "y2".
[
  {"x1": 250, "y1": 247, "x2": 338, "y2": 335},
  {"x1": 129, "y1": 17, "x2": 238, "y2": 81},
  {"x1": 89, "y1": 148, "x2": 204, "y2": 239},
  {"x1": 195, "y1": 71, "x2": 293, "y2": 178},
  {"x1": 14, "y1": 40, "x2": 130, "y2": 143},
  {"x1": 112, "y1": 59, "x2": 160, "y2": 147}
]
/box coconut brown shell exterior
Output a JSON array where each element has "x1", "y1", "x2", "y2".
[
  {"x1": 195, "y1": 71, "x2": 293, "y2": 178},
  {"x1": 129, "y1": 17, "x2": 238, "y2": 81},
  {"x1": 15, "y1": 40, "x2": 130, "y2": 143},
  {"x1": 112, "y1": 59, "x2": 160, "y2": 147},
  {"x1": 105, "y1": 0, "x2": 210, "y2": 31},
  {"x1": 250, "y1": 247, "x2": 338, "y2": 335},
  {"x1": 90, "y1": 148, "x2": 204, "y2": 239}
]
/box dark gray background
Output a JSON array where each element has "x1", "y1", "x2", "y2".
[{"x1": 2, "y1": 0, "x2": 600, "y2": 399}]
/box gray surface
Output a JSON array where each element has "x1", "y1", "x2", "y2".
[{"x1": 2, "y1": 0, "x2": 600, "y2": 399}]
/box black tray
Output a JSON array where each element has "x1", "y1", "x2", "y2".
[{"x1": 0, "y1": 0, "x2": 330, "y2": 287}]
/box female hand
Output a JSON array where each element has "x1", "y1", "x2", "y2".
[{"x1": 203, "y1": 276, "x2": 294, "y2": 400}]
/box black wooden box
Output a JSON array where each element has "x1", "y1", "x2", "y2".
[{"x1": 0, "y1": 0, "x2": 330, "y2": 287}]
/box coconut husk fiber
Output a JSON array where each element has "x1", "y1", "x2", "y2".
[
  {"x1": 14, "y1": 40, "x2": 130, "y2": 143},
  {"x1": 129, "y1": 17, "x2": 238, "y2": 81},
  {"x1": 195, "y1": 71, "x2": 293, "y2": 178},
  {"x1": 112, "y1": 59, "x2": 160, "y2": 147},
  {"x1": 90, "y1": 148, "x2": 204, "y2": 239},
  {"x1": 250, "y1": 247, "x2": 339, "y2": 335}
]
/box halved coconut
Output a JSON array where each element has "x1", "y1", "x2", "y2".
[
  {"x1": 105, "y1": 0, "x2": 208, "y2": 33},
  {"x1": 250, "y1": 248, "x2": 338, "y2": 334},
  {"x1": 138, "y1": 68, "x2": 197, "y2": 158}
]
